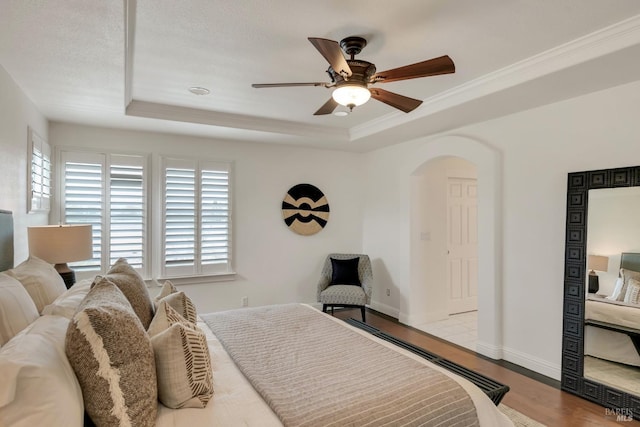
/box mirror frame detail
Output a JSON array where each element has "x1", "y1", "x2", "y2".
[{"x1": 562, "y1": 165, "x2": 640, "y2": 418}]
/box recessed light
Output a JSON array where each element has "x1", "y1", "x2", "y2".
[
  {"x1": 189, "y1": 86, "x2": 210, "y2": 96},
  {"x1": 334, "y1": 111, "x2": 349, "y2": 117}
]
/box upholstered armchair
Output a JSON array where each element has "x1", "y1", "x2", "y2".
[{"x1": 317, "y1": 253, "x2": 373, "y2": 321}]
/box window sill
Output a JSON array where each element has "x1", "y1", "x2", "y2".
[{"x1": 148, "y1": 272, "x2": 237, "y2": 287}]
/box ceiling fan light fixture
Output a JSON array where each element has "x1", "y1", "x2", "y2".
[{"x1": 332, "y1": 84, "x2": 371, "y2": 108}]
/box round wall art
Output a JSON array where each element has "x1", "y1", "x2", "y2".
[{"x1": 281, "y1": 183, "x2": 330, "y2": 235}]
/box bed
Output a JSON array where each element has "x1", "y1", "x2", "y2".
[
  {"x1": 585, "y1": 252, "x2": 640, "y2": 367},
  {"x1": 0, "y1": 211, "x2": 512, "y2": 426}
]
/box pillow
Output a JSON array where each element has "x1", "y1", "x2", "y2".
[
  {"x1": 149, "y1": 302, "x2": 213, "y2": 409},
  {"x1": 154, "y1": 280, "x2": 178, "y2": 306},
  {"x1": 624, "y1": 278, "x2": 640, "y2": 305},
  {"x1": 41, "y1": 278, "x2": 92, "y2": 319},
  {"x1": 0, "y1": 273, "x2": 39, "y2": 346},
  {"x1": 330, "y1": 257, "x2": 361, "y2": 287},
  {"x1": 6, "y1": 256, "x2": 66, "y2": 313},
  {"x1": 100, "y1": 257, "x2": 154, "y2": 328},
  {"x1": 66, "y1": 277, "x2": 157, "y2": 426},
  {"x1": 0, "y1": 315, "x2": 83, "y2": 427},
  {"x1": 158, "y1": 291, "x2": 197, "y2": 324},
  {"x1": 607, "y1": 277, "x2": 624, "y2": 301},
  {"x1": 619, "y1": 268, "x2": 640, "y2": 301}
]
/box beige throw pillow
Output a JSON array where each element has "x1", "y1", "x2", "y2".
[
  {"x1": 158, "y1": 291, "x2": 197, "y2": 324},
  {"x1": 624, "y1": 278, "x2": 640, "y2": 305},
  {"x1": 154, "y1": 280, "x2": 178, "y2": 306},
  {"x1": 0, "y1": 273, "x2": 39, "y2": 346},
  {"x1": 619, "y1": 268, "x2": 640, "y2": 302},
  {"x1": 66, "y1": 277, "x2": 157, "y2": 426},
  {"x1": 149, "y1": 301, "x2": 213, "y2": 409},
  {"x1": 100, "y1": 258, "x2": 154, "y2": 328},
  {"x1": 7, "y1": 256, "x2": 66, "y2": 313}
]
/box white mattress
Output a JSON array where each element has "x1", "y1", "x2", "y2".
[{"x1": 157, "y1": 305, "x2": 512, "y2": 427}]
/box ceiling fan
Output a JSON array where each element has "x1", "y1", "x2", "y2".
[{"x1": 252, "y1": 36, "x2": 455, "y2": 115}]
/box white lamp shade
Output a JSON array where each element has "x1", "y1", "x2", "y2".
[
  {"x1": 332, "y1": 84, "x2": 371, "y2": 107},
  {"x1": 28, "y1": 224, "x2": 93, "y2": 264},
  {"x1": 587, "y1": 254, "x2": 609, "y2": 272}
]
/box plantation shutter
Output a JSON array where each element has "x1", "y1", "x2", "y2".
[
  {"x1": 162, "y1": 158, "x2": 232, "y2": 277},
  {"x1": 109, "y1": 155, "x2": 146, "y2": 270},
  {"x1": 61, "y1": 152, "x2": 104, "y2": 272},
  {"x1": 60, "y1": 151, "x2": 147, "y2": 275}
]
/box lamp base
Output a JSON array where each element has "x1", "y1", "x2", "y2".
[
  {"x1": 588, "y1": 274, "x2": 599, "y2": 294},
  {"x1": 54, "y1": 263, "x2": 75, "y2": 289}
]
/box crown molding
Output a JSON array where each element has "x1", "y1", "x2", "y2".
[{"x1": 350, "y1": 13, "x2": 640, "y2": 142}]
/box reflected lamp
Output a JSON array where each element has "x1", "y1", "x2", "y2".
[{"x1": 587, "y1": 254, "x2": 608, "y2": 294}]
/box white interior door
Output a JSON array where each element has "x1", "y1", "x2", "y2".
[{"x1": 447, "y1": 177, "x2": 478, "y2": 314}]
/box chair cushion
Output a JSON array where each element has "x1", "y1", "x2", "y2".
[
  {"x1": 319, "y1": 285, "x2": 367, "y2": 306},
  {"x1": 330, "y1": 257, "x2": 361, "y2": 286}
]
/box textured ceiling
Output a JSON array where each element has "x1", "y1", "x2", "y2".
[{"x1": 2, "y1": 0, "x2": 640, "y2": 151}]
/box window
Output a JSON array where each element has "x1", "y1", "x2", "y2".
[
  {"x1": 57, "y1": 149, "x2": 233, "y2": 282},
  {"x1": 161, "y1": 158, "x2": 232, "y2": 278},
  {"x1": 27, "y1": 128, "x2": 51, "y2": 213},
  {"x1": 60, "y1": 151, "x2": 147, "y2": 275}
]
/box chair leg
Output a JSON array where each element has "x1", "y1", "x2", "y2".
[
  {"x1": 322, "y1": 304, "x2": 327, "y2": 313},
  {"x1": 361, "y1": 306, "x2": 366, "y2": 322}
]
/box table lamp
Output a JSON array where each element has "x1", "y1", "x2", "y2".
[
  {"x1": 28, "y1": 224, "x2": 93, "y2": 288},
  {"x1": 587, "y1": 254, "x2": 608, "y2": 294}
]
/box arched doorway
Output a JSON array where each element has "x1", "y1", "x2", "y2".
[{"x1": 404, "y1": 135, "x2": 503, "y2": 359}]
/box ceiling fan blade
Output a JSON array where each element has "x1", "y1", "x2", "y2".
[
  {"x1": 252, "y1": 82, "x2": 330, "y2": 88},
  {"x1": 313, "y1": 98, "x2": 339, "y2": 115},
  {"x1": 372, "y1": 55, "x2": 455, "y2": 84},
  {"x1": 308, "y1": 37, "x2": 352, "y2": 78},
  {"x1": 370, "y1": 88, "x2": 423, "y2": 113}
]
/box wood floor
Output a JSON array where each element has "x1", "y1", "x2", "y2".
[{"x1": 332, "y1": 308, "x2": 640, "y2": 427}]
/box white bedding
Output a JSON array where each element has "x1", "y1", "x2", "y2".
[
  {"x1": 585, "y1": 296, "x2": 640, "y2": 367},
  {"x1": 585, "y1": 296, "x2": 640, "y2": 329},
  {"x1": 156, "y1": 305, "x2": 512, "y2": 427}
]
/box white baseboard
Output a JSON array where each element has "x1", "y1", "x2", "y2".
[
  {"x1": 502, "y1": 346, "x2": 562, "y2": 381},
  {"x1": 399, "y1": 310, "x2": 449, "y2": 327},
  {"x1": 476, "y1": 341, "x2": 503, "y2": 360},
  {"x1": 368, "y1": 300, "x2": 400, "y2": 319}
]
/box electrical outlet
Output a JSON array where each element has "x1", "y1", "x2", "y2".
[
  {"x1": 241, "y1": 296, "x2": 248, "y2": 307},
  {"x1": 386, "y1": 288, "x2": 390, "y2": 297}
]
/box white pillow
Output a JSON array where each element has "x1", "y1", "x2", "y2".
[
  {"x1": 606, "y1": 277, "x2": 624, "y2": 301},
  {"x1": 41, "y1": 278, "x2": 92, "y2": 319},
  {"x1": 7, "y1": 256, "x2": 66, "y2": 313},
  {"x1": 0, "y1": 315, "x2": 84, "y2": 427},
  {"x1": 0, "y1": 273, "x2": 39, "y2": 346}
]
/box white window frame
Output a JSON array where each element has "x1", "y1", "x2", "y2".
[
  {"x1": 57, "y1": 149, "x2": 149, "y2": 278},
  {"x1": 27, "y1": 127, "x2": 51, "y2": 213},
  {"x1": 160, "y1": 156, "x2": 233, "y2": 280},
  {"x1": 55, "y1": 147, "x2": 234, "y2": 284}
]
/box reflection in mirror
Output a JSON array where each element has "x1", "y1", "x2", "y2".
[{"x1": 584, "y1": 187, "x2": 640, "y2": 396}]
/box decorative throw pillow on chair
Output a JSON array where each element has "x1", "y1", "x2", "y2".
[{"x1": 329, "y1": 257, "x2": 361, "y2": 286}]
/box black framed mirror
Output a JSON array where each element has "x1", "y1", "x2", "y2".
[{"x1": 562, "y1": 165, "x2": 640, "y2": 419}]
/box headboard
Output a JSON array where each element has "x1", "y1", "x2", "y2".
[
  {"x1": 620, "y1": 252, "x2": 640, "y2": 273},
  {"x1": 0, "y1": 210, "x2": 13, "y2": 271}
]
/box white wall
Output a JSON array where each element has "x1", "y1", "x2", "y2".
[
  {"x1": 49, "y1": 123, "x2": 365, "y2": 313},
  {"x1": 363, "y1": 78, "x2": 640, "y2": 380},
  {"x1": 0, "y1": 65, "x2": 49, "y2": 263}
]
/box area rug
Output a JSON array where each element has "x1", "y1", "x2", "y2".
[{"x1": 499, "y1": 404, "x2": 547, "y2": 427}]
